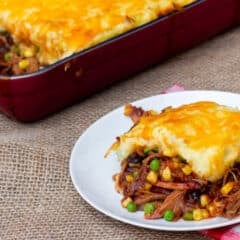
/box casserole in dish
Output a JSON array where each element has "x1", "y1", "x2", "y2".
[
  {"x1": 0, "y1": 0, "x2": 239, "y2": 122},
  {"x1": 0, "y1": 0, "x2": 196, "y2": 75}
]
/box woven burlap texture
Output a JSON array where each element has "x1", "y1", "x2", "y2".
[{"x1": 0, "y1": 27, "x2": 240, "y2": 240}]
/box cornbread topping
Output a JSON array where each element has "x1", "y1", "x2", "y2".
[{"x1": 0, "y1": 0, "x2": 196, "y2": 75}]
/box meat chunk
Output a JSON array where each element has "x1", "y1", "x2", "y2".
[
  {"x1": 0, "y1": 32, "x2": 40, "y2": 75},
  {"x1": 145, "y1": 190, "x2": 186, "y2": 220}
]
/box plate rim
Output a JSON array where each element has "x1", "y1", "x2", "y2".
[{"x1": 70, "y1": 90, "x2": 240, "y2": 231}]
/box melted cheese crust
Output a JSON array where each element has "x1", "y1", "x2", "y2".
[
  {"x1": 115, "y1": 102, "x2": 240, "y2": 182},
  {"x1": 0, "y1": 0, "x2": 195, "y2": 65}
]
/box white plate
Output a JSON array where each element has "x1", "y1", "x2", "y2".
[{"x1": 70, "y1": 90, "x2": 240, "y2": 231}]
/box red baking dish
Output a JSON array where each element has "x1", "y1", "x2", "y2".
[{"x1": 0, "y1": 0, "x2": 239, "y2": 122}]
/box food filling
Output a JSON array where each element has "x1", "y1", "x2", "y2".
[
  {"x1": 0, "y1": 31, "x2": 39, "y2": 75},
  {"x1": 110, "y1": 104, "x2": 240, "y2": 221}
]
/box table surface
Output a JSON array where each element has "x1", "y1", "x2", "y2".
[{"x1": 1, "y1": 27, "x2": 240, "y2": 240}]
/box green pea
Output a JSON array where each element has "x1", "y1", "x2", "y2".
[
  {"x1": 183, "y1": 212, "x2": 193, "y2": 221},
  {"x1": 163, "y1": 210, "x2": 174, "y2": 221},
  {"x1": 4, "y1": 52, "x2": 11, "y2": 61},
  {"x1": 150, "y1": 159, "x2": 160, "y2": 171},
  {"x1": 144, "y1": 147, "x2": 159, "y2": 155},
  {"x1": 144, "y1": 203, "x2": 155, "y2": 214},
  {"x1": 143, "y1": 148, "x2": 151, "y2": 155},
  {"x1": 126, "y1": 202, "x2": 137, "y2": 212},
  {"x1": 133, "y1": 171, "x2": 138, "y2": 178}
]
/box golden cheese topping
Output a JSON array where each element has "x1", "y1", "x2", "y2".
[
  {"x1": 0, "y1": 0, "x2": 195, "y2": 65},
  {"x1": 114, "y1": 102, "x2": 240, "y2": 182}
]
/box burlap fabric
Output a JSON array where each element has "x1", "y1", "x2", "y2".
[{"x1": 1, "y1": 27, "x2": 240, "y2": 240}]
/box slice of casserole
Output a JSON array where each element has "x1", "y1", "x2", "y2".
[
  {"x1": 108, "y1": 101, "x2": 240, "y2": 221},
  {"x1": 0, "y1": 0, "x2": 196, "y2": 66}
]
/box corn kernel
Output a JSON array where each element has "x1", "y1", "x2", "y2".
[
  {"x1": 200, "y1": 194, "x2": 210, "y2": 207},
  {"x1": 23, "y1": 48, "x2": 34, "y2": 58},
  {"x1": 193, "y1": 209, "x2": 203, "y2": 221},
  {"x1": 164, "y1": 149, "x2": 173, "y2": 157},
  {"x1": 173, "y1": 162, "x2": 180, "y2": 169},
  {"x1": 172, "y1": 158, "x2": 180, "y2": 169},
  {"x1": 4, "y1": 52, "x2": 11, "y2": 61},
  {"x1": 182, "y1": 165, "x2": 192, "y2": 175},
  {"x1": 161, "y1": 166, "x2": 172, "y2": 181},
  {"x1": 221, "y1": 182, "x2": 234, "y2": 196},
  {"x1": 18, "y1": 59, "x2": 29, "y2": 69},
  {"x1": 146, "y1": 171, "x2": 158, "y2": 184},
  {"x1": 144, "y1": 182, "x2": 152, "y2": 190},
  {"x1": 121, "y1": 197, "x2": 132, "y2": 208},
  {"x1": 202, "y1": 209, "x2": 210, "y2": 219},
  {"x1": 207, "y1": 204, "x2": 216, "y2": 217},
  {"x1": 125, "y1": 174, "x2": 134, "y2": 183},
  {"x1": 193, "y1": 209, "x2": 209, "y2": 221}
]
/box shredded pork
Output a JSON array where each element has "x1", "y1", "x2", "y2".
[{"x1": 0, "y1": 31, "x2": 39, "y2": 75}]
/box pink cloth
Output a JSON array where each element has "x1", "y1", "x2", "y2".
[
  {"x1": 161, "y1": 84, "x2": 185, "y2": 93},
  {"x1": 202, "y1": 225, "x2": 240, "y2": 240},
  {"x1": 163, "y1": 84, "x2": 240, "y2": 240}
]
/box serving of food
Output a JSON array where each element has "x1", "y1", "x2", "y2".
[
  {"x1": 69, "y1": 91, "x2": 240, "y2": 230},
  {"x1": 107, "y1": 101, "x2": 240, "y2": 221},
  {"x1": 0, "y1": 0, "x2": 197, "y2": 75}
]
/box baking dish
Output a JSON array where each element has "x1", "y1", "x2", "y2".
[{"x1": 0, "y1": 0, "x2": 239, "y2": 122}]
